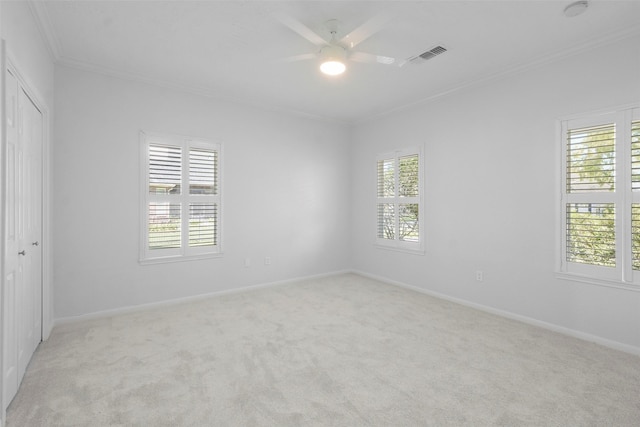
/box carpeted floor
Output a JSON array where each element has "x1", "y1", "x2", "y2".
[{"x1": 6, "y1": 274, "x2": 640, "y2": 426}]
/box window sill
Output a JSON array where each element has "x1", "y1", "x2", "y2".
[
  {"x1": 140, "y1": 252, "x2": 223, "y2": 265},
  {"x1": 555, "y1": 271, "x2": 640, "y2": 292},
  {"x1": 374, "y1": 243, "x2": 425, "y2": 256}
]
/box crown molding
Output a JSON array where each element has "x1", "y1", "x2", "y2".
[
  {"x1": 55, "y1": 57, "x2": 348, "y2": 126},
  {"x1": 26, "y1": 1, "x2": 640, "y2": 125},
  {"x1": 357, "y1": 23, "x2": 640, "y2": 124},
  {"x1": 28, "y1": 0, "x2": 62, "y2": 61}
]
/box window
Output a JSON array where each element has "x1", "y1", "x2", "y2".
[
  {"x1": 559, "y1": 106, "x2": 640, "y2": 287},
  {"x1": 376, "y1": 147, "x2": 424, "y2": 252},
  {"x1": 140, "y1": 132, "x2": 222, "y2": 263}
]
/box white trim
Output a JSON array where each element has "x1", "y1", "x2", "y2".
[
  {"x1": 26, "y1": 1, "x2": 61, "y2": 61},
  {"x1": 0, "y1": 39, "x2": 6, "y2": 427},
  {"x1": 375, "y1": 146, "x2": 424, "y2": 253},
  {"x1": 373, "y1": 244, "x2": 425, "y2": 256},
  {"x1": 40, "y1": 18, "x2": 640, "y2": 125},
  {"x1": 352, "y1": 270, "x2": 640, "y2": 357},
  {"x1": 357, "y1": 24, "x2": 640, "y2": 124},
  {"x1": 55, "y1": 59, "x2": 348, "y2": 125},
  {"x1": 555, "y1": 271, "x2": 640, "y2": 292},
  {"x1": 4, "y1": 52, "x2": 53, "y2": 340},
  {"x1": 54, "y1": 270, "x2": 351, "y2": 325},
  {"x1": 557, "y1": 104, "x2": 640, "y2": 288},
  {"x1": 1, "y1": 48, "x2": 53, "y2": 421},
  {"x1": 140, "y1": 131, "x2": 223, "y2": 263},
  {"x1": 620, "y1": 109, "x2": 633, "y2": 282},
  {"x1": 555, "y1": 119, "x2": 563, "y2": 274},
  {"x1": 557, "y1": 102, "x2": 640, "y2": 123},
  {"x1": 139, "y1": 251, "x2": 223, "y2": 266}
]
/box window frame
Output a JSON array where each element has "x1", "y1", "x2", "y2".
[
  {"x1": 557, "y1": 105, "x2": 640, "y2": 290},
  {"x1": 375, "y1": 146, "x2": 425, "y2": 254},
  {"x1": 139, "y1": 131, "x2": 223, "y2": 264}
]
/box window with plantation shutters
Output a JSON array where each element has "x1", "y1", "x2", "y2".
[
  {"x1": 558, "y1": 106, "x2": 640, "y2": 288},
  {"x1": 566, "y1": 124, "x2": 615, "y2": 193},
  {"x1": 376, "y1": 148, "x2": 423, "y2": 252},
  {"x1": 141, "y1": 132, "x2": 222, "y2": 263},
  {"x1": 630, "y1": 119, "x2": 640, "y2": 271}
]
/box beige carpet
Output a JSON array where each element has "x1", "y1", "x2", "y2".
[{"x1": 7, "y1": 274, "x2": 640, "y2": 426}]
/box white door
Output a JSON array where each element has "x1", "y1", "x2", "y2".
[
  {"x1": 3, "y1": 63, "x2": 20, "y2": 410},
  {"x1": 3, "y1": 68, "x2": 43, "y2": 409},
  {"x1": 18, "y1": 85, "x2": 43, "y2": 378}
]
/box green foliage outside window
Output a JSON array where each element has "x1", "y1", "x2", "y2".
[
  {"x1": 566, "y1": 121, "x2": 640, "y2": 269},
  {"x1": 378, "y1": 154, "x2": 419, "y2": 242},
  {"x1": 566, "y1": 203, "x2": 615, "y2": 267}
]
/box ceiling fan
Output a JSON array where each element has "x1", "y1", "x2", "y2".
[{"x1": 275, "y1": 13, "x2": 404, "y2": 76}]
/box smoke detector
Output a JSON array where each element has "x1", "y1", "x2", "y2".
[{"x1": 564, "y1": 1, "x2": 589, "y2": 18}]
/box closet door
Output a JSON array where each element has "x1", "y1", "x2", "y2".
[
  {"x1": 3, "y1": 64, "x2": 20, "y2": 409},
  {"x1": 3, "y1": 68, "x2": 43, "y2": 409},
  {"x1": 17, "y1": 86, "x2": 43, "y2": 380}
]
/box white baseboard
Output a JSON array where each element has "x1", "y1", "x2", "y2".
[
  {"x1": 351, "y1": 269, "x2": 640, "y2": 357},
  {"x1": 54, "y1": 269, "x2": 351, "y2": 326},
  {"x1": 53, "y1": 268, "x2": 640, "y2": 357}
]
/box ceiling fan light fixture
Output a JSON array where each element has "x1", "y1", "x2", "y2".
[
  {"x1": 319, "y1": 44, "x2": 347, "y2": 76},
  {"x1": 320, "y1": 60, "x2": 346, "y2": 76}
]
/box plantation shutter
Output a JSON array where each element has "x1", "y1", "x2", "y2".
[
  {"x1": 149, "y1": 145, "x2": 182, "y2": 194},
  {"x1": 377, "y1": 158, "x2": 395, "y2": 240},
  {"x1": 566, "y1": 124, "x2": 615, "y2": 193},
  {"x1": 629, "y1": 120, "x2": 640, "y2": 270},
  {"x1": 631, "y1": 120, "x2": 640, "y2": 190},
  {"x1": 189, "y1": 148, "x2": 217, "y2": 195},
  {"x1": 142, "y1": 133, "x2": 221, "y2": 262},
  {"x1": 560, "y1": 107, "x2": 640, "y2": 287},
  {"x1": 148, "y1": 144, "x2": 182, "y2": 251},
  {"x1": 188, "y1": 147, "x2": 218, "y2": 248},
  {"x1": 376, "y1": 149, "x2": 422, "y2": 250},
  {"x1": 398, "y1": 154, "x2": 419, "y2": 242},
  {"x1": 564, "y1": 123, "x2": 616, "y2": 267},
  {"x1": 565, "y1": 203, "x2": 615, "y2": 267}
]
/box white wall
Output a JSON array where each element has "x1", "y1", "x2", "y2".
[
  {"x1": 54, "y1": 66, "x2": 351, "y2": 318},
  {"x1": 0, "y1": 1, "x2": 54, "y2": 109},
  {"x1": 1, "y1": 0, "x2": 56, "y2": 419},
  {"x1": 34, "y1": 4, "x2": 640, "y2": 353},
  {"x1": 1, "y1": 0, "x2": 55, "y2": 334},
  {"x1": 350, "y1": 34, "x2": 640, "y2": 352}
]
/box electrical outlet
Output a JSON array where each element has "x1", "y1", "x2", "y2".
[
  {"x1": 264, "y1": 257, "x2": 271, "y2": 265},
  {"x1": 475, "y1": 270, "x2": 484, "y2": 282},
  {"x1": 244, "y1": 258, "x2": 251, "y2": 268}
]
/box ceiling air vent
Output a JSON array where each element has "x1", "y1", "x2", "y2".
[{"x1": 408, "y1": 45, "x2": 447, "y2": 64}]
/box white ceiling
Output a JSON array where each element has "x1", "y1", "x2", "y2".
[{"x1": 32, "y1": 0, "x2": 640, "y2": 122}]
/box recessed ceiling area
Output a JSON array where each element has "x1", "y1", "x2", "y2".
[{"x1": 32, "y1": 0, "x2": 640, "y2": 122}]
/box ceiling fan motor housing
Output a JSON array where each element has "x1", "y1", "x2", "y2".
[
  {"x1": 319, "y1": 44, "x2": 348, "y2": 75},
  {"x1": 320, "y1": 44, "x2": 347, "y2": 61}
]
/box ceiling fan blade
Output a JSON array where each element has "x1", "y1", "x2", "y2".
[
  {"x1": 349, "y1": 51, "x2": 401, "y2": 67},
  {"x1": 276, "y1": 53, "x2": 317, "y2": 63},
  {"x1": 339, "y1": 14, "x2": 391, "y2": 48},
  {"x1": 274, "y1": 13, "x2": 327, "y2": 47}
]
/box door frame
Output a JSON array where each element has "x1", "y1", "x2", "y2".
[{"x1": 0, "y1": 43, "x2": 53, "y2": 417}]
